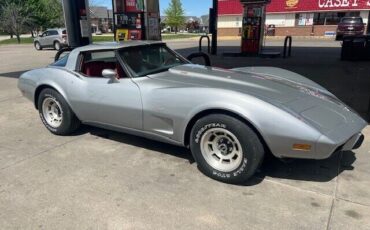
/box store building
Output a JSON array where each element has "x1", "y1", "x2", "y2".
[
  {"x1": 90, "y1": 6, "x2": 113, "y2": 33},
  {"x1": 218, "y1": 0, "x2": 370, "y2": 36}
]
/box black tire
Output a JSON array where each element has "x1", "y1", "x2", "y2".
[
  {"x1": 34, "y1": 42, "x2": 42, "y2": 50},
  {"x1": 54, "y1": 41, "x2": 61, "y2": 51},
  {"x1": 37, "y1": 88, "x2": 80, "y2": 135},
  {"x1": 190, "y1": 114, "x2": 264, "y2": 184}
]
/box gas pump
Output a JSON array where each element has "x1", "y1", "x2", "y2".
[
  {"x1": 240, "y1": 0, "x2": 270, "y2": 55},
  {"x1": 62, "y1": 0, "x2": 92, "y2": 47},
  {"x1": 113, "y1": 0, "x2": 161, "y2": 41}
]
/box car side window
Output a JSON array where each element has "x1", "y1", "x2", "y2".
[
  {"x1": 79, "y1": 51, "x2": 127, "y2": 79},
  {"x1": 42, "y1": 31, "x2": 48, "y2": 37},
  {"x1": 49, "y1": 30, "x2": 58, "y2": 36}
]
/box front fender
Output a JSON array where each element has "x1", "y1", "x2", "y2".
[{"x1": 178, "y1": 88, "x2": 323, "y2": 158}]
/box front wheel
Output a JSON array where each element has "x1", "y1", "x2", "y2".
[
  {"x1": 190, "y1": 114, "x2": 264, "y2": 184},
  {"x1": 34, "y1": 42, "x2": 42, "y2": 50},
  {"x1": 37, "y1": 88, "x2": 80, "y2": 135}
]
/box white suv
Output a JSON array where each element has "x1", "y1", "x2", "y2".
[{"x1": 34, "y1": 28, "x2": 68, "y2": 51}]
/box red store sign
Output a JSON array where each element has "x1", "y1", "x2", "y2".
[
  {"x1": 125, "y1": 0, "x2": 144, "y2": 13},
  {"x1": 218, "y1": 0, "x2": 370, "y2": 15},
  {"x1": 267, "y1": 0, "x2": 370, "y2": 13}
]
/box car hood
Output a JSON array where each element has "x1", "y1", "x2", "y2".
[
  {"x1": 150, "y1": 64, "x2": 367, "y2": 135},
  {"x1": 151, "y1": 64, "x2": 334, "y2": 105}
]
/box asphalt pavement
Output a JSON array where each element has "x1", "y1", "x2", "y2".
[{"x1": 0, "y1": 40, "x2": 370, "y2": 229}]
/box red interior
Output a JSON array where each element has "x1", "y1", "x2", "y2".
[
  {"x1": 82, "y1": 61, "x2": 116, "y2": 77},
  {"x1": 116, "y1": 63, "x2": 125, "y2": 79}
]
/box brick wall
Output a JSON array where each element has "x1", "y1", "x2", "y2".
[
  {"x1": 313, "y1": 25, "x2": 338, "y2": 36},
  {"x1": 275, "y1": 25, "x2": 338, "y2": 36},
  {"x1": 218, "y1": 28, "x2": 240, "y2": 36},
  {"x1": 275, "y1": 27, "x2": 312, "y2": 36},
  {"x1": 218, "y1": 25, "x2": 339, "y2": 36}
]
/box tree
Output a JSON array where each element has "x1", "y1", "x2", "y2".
[
  {"x1": 0, "y1": 1, "x2": 32, "y2": 43},
  {"x1": 164, "y1": 0, "x2": 185, "y2": 34},
  {"x1": 26, "y1": 0, "x2": 64, "y2": 36},
  {"x1": 0, "y1": 0, "x2": 64, "y2": 41}
]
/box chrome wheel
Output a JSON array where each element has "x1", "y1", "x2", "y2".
[
  {"x1": 54, "y1": 42, "x2": 60, "y2": 50},
  {"x1": 200, "y1": 128, "x2": 244, "y2": 172},
  {"x1": 35, "y1": 42, "x2": 41, "y2": 50},
  {"x1": 42, "y1": 97, "x2": 63, "y2": 128}
]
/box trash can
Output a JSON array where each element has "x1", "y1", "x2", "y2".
[{"x1": 266, "y1": 25, "x2": 276, "y2": 36}]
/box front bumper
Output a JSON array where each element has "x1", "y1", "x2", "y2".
[{"x1": 342, "y1": 133, "x2": 364, "y2": 151}]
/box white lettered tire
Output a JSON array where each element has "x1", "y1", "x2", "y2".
[
  {"x1": 38, "y1": 88, "x2": 80, "y2": 135},
  {"x1": 190, "y1": 114, "x2": 265, "y2": 184}
]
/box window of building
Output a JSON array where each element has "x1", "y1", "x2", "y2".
[
  {"x1": 313, "y1": 11, "x2": 360, "y2": 25},
  {"x1": 295, "y1": 13, "x2": 314, "y2": 26}
]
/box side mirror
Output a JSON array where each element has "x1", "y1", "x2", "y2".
[{"x1": 102, "y1": 69, "x2": 119, "y2": 84}]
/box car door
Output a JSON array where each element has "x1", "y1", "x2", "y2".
[
  {"x1": 45, "y1": 30, "x2": 57, "y2": 46},
  {"x1": 39, "y1": 31, "x2": 49, "y2": 46},
  {"x1": 68, "y1": 50, "x2": 143, "y2": 130}
]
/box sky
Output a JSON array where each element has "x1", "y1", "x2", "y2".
[
  {"x1": 98, "y1": 0, "x2": 212, "y2": 16},
  {"x1": 159, "y1": 0, "x2": 211, "y2": 16}
]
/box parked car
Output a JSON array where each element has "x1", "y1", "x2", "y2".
[
  {"x1": 34, "y1": 28, "x2": 68, "y2": 51},
  {"x1": 18, "y1": 41, "x2": 366, "y2": 184},
  {"x1": 161, "y1": 28, "x2": 170, "y2": 33},
  {"x1": 336, "y1": 17, "x2": 365, "y2": 40}
]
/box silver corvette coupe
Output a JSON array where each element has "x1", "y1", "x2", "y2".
[{"x1": 18, "y1": 41, "x2": 366, "y2": 184}]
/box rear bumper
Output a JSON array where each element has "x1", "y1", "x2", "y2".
[{"x1": 336, "y1": 31, "x2": 364, "y2": 37}]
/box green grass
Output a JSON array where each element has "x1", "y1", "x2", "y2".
[
  {"x1": 92, "y1": 36, "x2": 115, "y2": 42},
  {"x1": 92, "y1": 34, "x2": 200, "y2": 42},
  {"x1": 0, "y1": 33, "x2": 201, "y2": 46},
  {"x1": 161, "y1": 34, "x2": 200, "y2": 40},
  {"x1": 0, "y1": 36, "x2": 114, "y2": 45},
  {"x1": 0, "y1": 37, "x2": 34, "y2": 45}
]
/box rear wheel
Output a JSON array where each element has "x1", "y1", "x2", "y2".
[
  {"x1": 190, "y1": 114, "x2": 265, "y2": 184},
  {"x1": 34, "y1": 42, "x2": 42, "y2": 50},
  {"x1": 54, "y1": 41, "x2": 61, "y2": 51},
  {"x1": 37, "y1": 88, "x2": 80, "y2": 135}
]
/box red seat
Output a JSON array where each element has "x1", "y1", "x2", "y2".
[
  {"x1": 116, "y1": 63, "x2": 126, "y2": 79},
  {"x1": 83, "y1": 61, "x2": 116, "y2": 77}
]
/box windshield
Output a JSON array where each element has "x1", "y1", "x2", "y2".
[
  {"x1": 118, "y1": 44, "x2": 188, "y2": 77},
  {"x1": 341, "y1": 17, "x2": 363, "y2": 24},
  {"x1": 51, "y1": 54, "x2": 69, "y2": 67}
]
